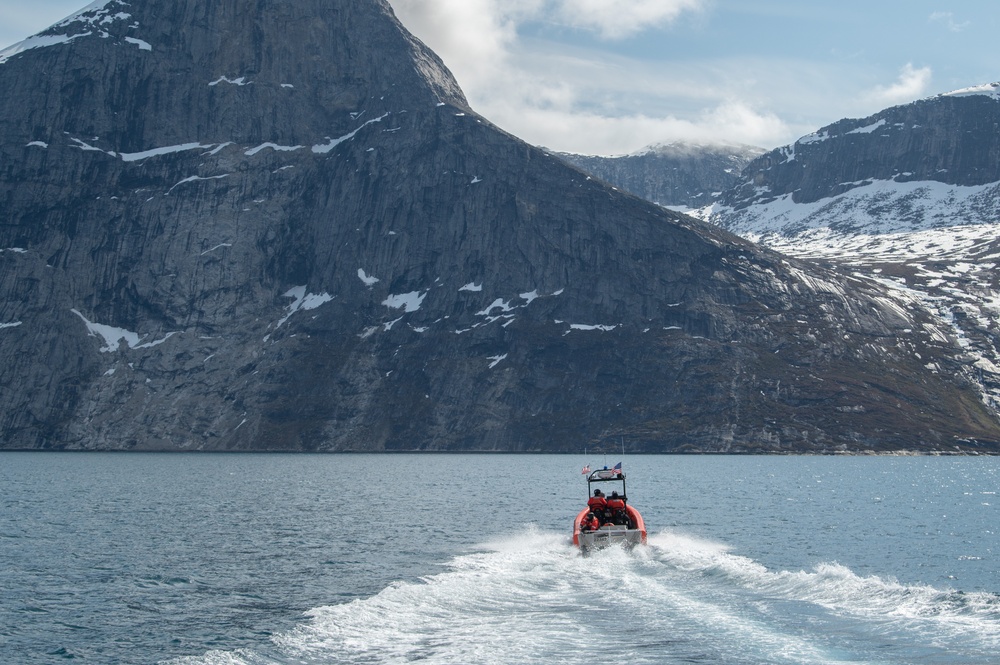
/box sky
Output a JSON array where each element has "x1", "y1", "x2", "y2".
[{"x1": 1, "y1": 1, "x2": 998, "y2": 155}]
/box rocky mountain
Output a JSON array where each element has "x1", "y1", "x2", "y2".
[
  {"x1": 690, "y1": 84, "x2": 1000, "y2": 416},
  {"x1": 557, "y1": 142, "x2": 764, "y2": 208},
  {"x1": 1, "y1": 0, "x2": 998, "y2": 453}
]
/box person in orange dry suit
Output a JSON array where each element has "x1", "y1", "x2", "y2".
[
  {"x1": 606, "y1": 491, "x2": 627, "y2": 525},
  {"x1": 587, "y1": 489, "x2": 608, "y2": 524}
]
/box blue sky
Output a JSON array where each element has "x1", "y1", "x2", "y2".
[{"x1": 2, "y1": 0, "x2": 997, "y2": 155}]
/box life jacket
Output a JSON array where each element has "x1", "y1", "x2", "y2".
[
  {"x1": 587, "y1": 496, "x2": 607, "y2": 512},
  {"x1": 606, "y1": 498, "x2": 625, "y2": 511},
  {"x1": 581, "y1": 515, "x2": 599, "y2": 531}
]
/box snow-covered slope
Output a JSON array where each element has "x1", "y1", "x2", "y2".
[
  {"x1": 945, "y1": 81, "x2": 1000, "y2": 101},
  {"x1": 695, "y1": 178, "x2": 1000, "y2": 246},
  {"x1": 692, "y1": 84, "x2": 1000, "y2": 413}
]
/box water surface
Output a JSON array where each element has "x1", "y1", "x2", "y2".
[{"x1": 1, "y1": 453, "x2": 996, "y2": 664}]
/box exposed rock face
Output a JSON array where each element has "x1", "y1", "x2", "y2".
[
  {"x1": 558, "y1": 142, "x2": 764, "y2": 208},
  {"x1": 1, "y1": 0, "x2": 998, "y2": 453},
  {"x1": 690, "y1": 86, "x2": 1000, "y2": 424},
  {"x1": 720, "y1": 89, "x2": 1000, "y2": 210}
]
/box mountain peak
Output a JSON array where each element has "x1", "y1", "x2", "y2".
[
  {"x1": 940, "y1": 81, "x2": 1000, "y2": 101},
  {"x1": 631, "y1": 141, "x2": 765, "y2": 159},
  {"x1": 1, "y1": 0, "x2": 997, "y2": 453},
  {"x1": 557, "y1": 141, "x2": 764, "y2": 208},
  {"x1": 0, "y1": 0, "x2": 467, "y2": 150}
]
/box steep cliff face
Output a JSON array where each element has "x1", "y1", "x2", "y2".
[
  {"x1": 1, "y1": 0, "x2": 998, "y2": 452},
  {"x1": 558, "y1": 142, "x2": 764, "y2": 208}
]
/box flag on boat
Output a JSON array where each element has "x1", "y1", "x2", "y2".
[
  {"x1": 582, "y1": 465, "x2": 590, "y2": 474},
  {"x1": 612, "y1": 462, "x2": 622, "y2": 474}
]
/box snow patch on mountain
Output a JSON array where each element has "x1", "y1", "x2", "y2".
[
  {"x1": 69, "y1": 137, "x2": 116, "y2": 156},
  {"x1": 476, "y1": 299, "x2": 514, "y2": 316},
  {"x1": 200, "y1": 243, "x2": 231, "y2": 256},
  {"x1": 71, "y1": 309, "x2": 177, "y2": 353},
  {"x1": 848, "y1": 119, "x2": 888, "y2": 135},
  {"x1": 797, "y1": 131, "x2": 831, "y2": 145},
  {"x1": 520, "y1": 290, "x2": 539, "y2": 305},
  {"x1": 0, "y1": 1, "x2": 146, "y2": 64},
  {"x1": 272, "y1": 286, "x2": 334, "y2": 335},
  {"x1": 358, "y1": 269, "x2": 380, "y2": 286},
  {"x1": 697, "y1": 174, "x2": 1000, "y2": 412},
  {"x1": 209, "y1": 76, "x2": 249, "y2": 87},
  {"x1": 0, "y1": 33, "x2": 90, "y2": 64},
  {"x1": 120, "y1": 143, "x2": 214, "y2": 162},
  {"x1": 942, "y1": 82, "x2": 1000, "y2": 101},
  {"x1": 693, "y1": 178, "x2": 1000, "y2": 243},
  {"x1": 124, "y1": 37, "x2": 151, "y2": 51},
  {"x1": 312, "y1": 113, "x2": 390, "y2": 154},
  {"x1": 168, "y1": 174, "x2": 229, "y2": 193},
  {"x1": 382, "y1": 292, "x2": 426, "y2": 313},
  {"x1": 245, "y1": 143, "x2": 304, "y2": 156},
  {"x1": 567, "y1": 323, "x2": 619, "y2": 332},
  {"x1": 54, "y1": 0, "x2": 121, "y2": 29}
]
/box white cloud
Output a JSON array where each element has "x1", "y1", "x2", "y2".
[
  {"x1": 390, "y1": 0, "x2": 524, "y2": 59},
  {"x1": 468, "y1": 47, "x2": 792, "y2": 153},
  {"x1": 929, "y1": 11, "x2": 970, "y2": 33},
  {"x1": 390, "y1": 0, "x2": 559, "y2": 121},
  {"x1": 390, "y1": 0, "x2": 788, "y2": 154},
  {"x1": 554, "y1": 0, "x2": 705, "y2": 40},
  {"x1": 863, "y1": 63, "x2": 932, "y2": 107},
  {"x1": 542, "y1": 106, "x2": 787, "y2": 156},
  {"x1": 390, "y1": 0, "x2": 704, "y2": 49}
]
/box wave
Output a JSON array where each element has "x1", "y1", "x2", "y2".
[
  {"x1": 166, "y1": 528, "x2": 1000, "y2": 665},
  {"x1": 648, "y1": 530, "x2": 1000, "y2": 623}
]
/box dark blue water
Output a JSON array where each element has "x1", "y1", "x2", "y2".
[{"x1": 1, "y1": 453, "x2": 997, "y2": 664}]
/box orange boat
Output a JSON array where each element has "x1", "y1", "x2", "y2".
[{"x1": 573, "y1": 465, "x2": 647, "y2": 552}]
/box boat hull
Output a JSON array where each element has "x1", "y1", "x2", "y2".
[{"x1": 573, "y1": 506, "x2": 647, "y2": 551}]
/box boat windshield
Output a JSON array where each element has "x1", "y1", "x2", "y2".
[{"x1": 586, "y1": 468, "x2": 627, "y2": 500}]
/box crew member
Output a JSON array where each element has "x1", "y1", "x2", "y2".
[
  {"x1": 587, "y1": 489, "x2": 607, "y2": 515},
  {"x1": 607, "y1": 491, "x2": 626, "y2": 525}
]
